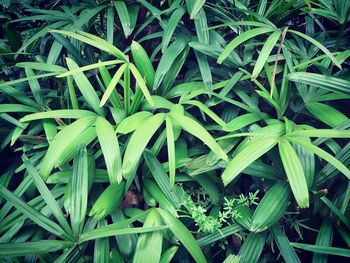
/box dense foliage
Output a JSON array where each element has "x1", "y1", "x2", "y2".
[{"x1": 0, "y1": 0, "x2": 350, "y2": 262}]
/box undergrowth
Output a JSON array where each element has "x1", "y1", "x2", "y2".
[{"x1": 0, "y1": 0, "x2": 350, "y2": 262}]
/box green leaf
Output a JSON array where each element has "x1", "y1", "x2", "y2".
[
  {"x1": 221, "y1": 137, "x2": 278, "y2": 186},
  {"x1": 0, "y1": 104, "x2": 37, "y2": 113},
  {"x1": 312, "y1": 220, "x2": 333, "y2": 263},
  {"x1": 197, "y1": 224, "x2": 243, "y2": 246},
  {"x1": 40, "y1": 116, "x2": 96, "y2": 180},
  {"x1": 160, "y1": 246, "x2": 179, "y2": 263},
  {"x1": 65, "y1": 57, "x2": 104, "y2": 115},
  {"x1": 223, "y1": 113, "x2": 266, "y2": 132},
  {"x1": 143, "y1": 150, "x2": 182, "y2": 208},
  {"x1": 133, "y1": 209, "x2": 163, "y2": 263},
  {"x1": 43, "y1": 119, "x2": 57, "y2": 144},
  {"x1": 278, "y1": 139, "x2": 309, "y2": 208},
  {"x1": 116, "y1": 111, "x2": 153, "y2": 134},
  {"x1": 223, "y1": 255, "x2": 241, "y2": 263},
  {"x1": 0, "y1": 240, "x2": 73, "y2": 258},
  {"x1": 100, "y1": 63, "x2": 127, "y2": 107},
  {"x1": 190, "y1": 0, "x2": 206, "y2": 19},
  {"x1": 25, "y1": 67, "x2": 44, "y2": 105},
  {"x1": 251, "y1": 30, "x2": 281, "y2": 79},
  {"x1": 69, "y1": 146, "x2": 89, "y2": 237},
  {"x1": 110, "y1": 249, "x2": 125, "y2": 263},
  {"x1": 144, "y1": 179, "x2": 178, "y2": 216},
  {"x1": 271, "y1": 225, "x2": 301, "y2": 263},
  {"x1": 306, "y1": 102, "x2": 348, "y2": 128},
  {"x1": 94, "y1": 220, "x2": 110, "y2": 263},
  {"x1": 169, "y1": 104, "x2": 184, "y2": 140},
  {"x1": 50, "y1": 30, "x2": 127, "y2": 61},
  {"x1": 131, "y1": 41, "x2": 155, "y2": 86},
  {"x1": 99, "y1": 65, "x2": 123, "y2": 108},
  {"x1": 320, "y1": 196, "x2": 350, "y2": 229},
  {"x1": 157, "y1": 208, "x2": 207, "y2": 263},
  {"x1": 122, "y1": 113, "x2": 166, "y2": 178},
  {"x1": 165, "y1": 117, "x2": 176, "y2": 189},
  {"x1": 286, "y1": 137, "x2": 350, "y2": 180},
  {"x1": 183, "y1": 100, "x2": 226, "y2": 126},
  {"x1": 114, "y1": 1, "x2": 132, "y2": 38},
  {"x1": 106, "y1": 7, "x2": 115, "y2": 44},
  {"x1": 169, "y1": 112, "x2": 227, "y2": 161},
  {"x1": 153, "y1": 38, "x2": 188, "y2": 91},
  {"x1": 89, "y1": 182, "x2": 126, "y2": 220},
  {"x1": 56, "y1": 59, "x2": 123, "y2": 78},
  {"x1": 67, "y1": 75, "x2": 79, "y2": 110},
  {"x1": 293, "y1": 136, "x2": 315, "y2": 189},
  {"x1": 0, "y1": 185, "x2": 71, "y2": 240},
  {"x1": 290, "y1": 243, "x2": 350, "y2": 257},
  {"x1": 250, "y1": 183, "x2": 290, "y2": 232},
  {"x1": 194, "y1": 50, "x2": 212, "y2": 91},
  {"x1": 288, "y1": 30, "x2": 342, "y2": 69},
  {"x1": 112, "y1": 209, "x2": 137, "y2": 259},
  {"x1": 20, "y1": 110, "x2": 96, "y2": 122},
  {"x1": 287, "y1": 129, "x2": 350, "y2": 138},
  {"x1": 238, "y1": 232, "x2": 267, "y2": 263},
  {"x1": 0, "y1": 72, "x2": 58, "y2": 88},
  {"x1": 96, "y1": 117, "x2": 122, "y2": 184},
  {"x1": 287, "y1": 72, "x2": 350, "y2": 95},
  {"x1": 129, "y1": 63, "x2": 154, "y2": 106},
  {"x1": 16, "y1": 62, "x2": 66, "y2": 73},
  {"x1": 23, "y1": 155, "x2": 72, "y2": 236},
  {"x1": 162, "y1": 7, "x2": 186, "y2": 52},
  {"x1": 0, "y1": 85, "x2": 39, "y2": 110},
  {"x1": 84, "y1": 225, "x2": 168, "y2": 243},
  {"x1": 82, "y1": 211, "x2": 166, "y2": 242},
  {"x1": 218, "y1": 27, "x2": 275, "y2": 64},
  {"x1": 0, "y1": 176, "x2": 34, "y2": 223},
  {"x1": 142, "y1": 95, "x2": 174, "y2": 110},
  {"x1": 194, "y1": 5, "x2": 209, "y2": 44},
  {"x1": 47, "y1": 169, "x2": 107, "y2": 184}
]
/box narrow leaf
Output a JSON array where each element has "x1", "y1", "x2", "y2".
[
  {"x1": 251, "y1": 30, "x2": 281, "y2": 79},
  {"x1": 218, "y1": 27, "x2": 274, "y2": 64},
  {"x1": 96, "y1": 117, "x2": 122, "y2": 184},
  {"x1": 222, "y1": 137, "x2": 278, "y2": 185},
  {"x1": 169, "y1": 112, "x2": 227, "y2": 161},
  {"x1": 157, "y1": 208, "x2": 207, "y2": 263},
  {"x1": 122, "y1": 113, "x2": 166, "y2": 178},
  {"x1": 279, "y1": 139, "x2": 309, "y2": 208}
]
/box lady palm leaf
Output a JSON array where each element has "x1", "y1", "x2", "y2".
[{"x1": 1, "y1": 0, "x2": 350, "y2": 262}]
